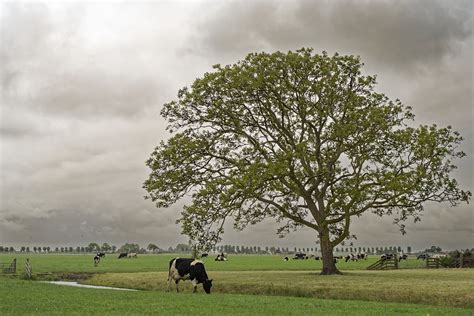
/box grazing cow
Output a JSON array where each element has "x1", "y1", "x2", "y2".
[
  {"x1": 201, "y1": 253, "x2": 208, "y2": 258},
  {"x1": 293, "y1": 253, "x2": 307, "y2": 260},
  {"x1": 314, "y1": 256, "x2": 320, "y2": 260},
  {"x1": 127, "y1": 252, "x2": 138, "y2": 258},
  {"x1": 215, "y1": 253, "x2": 227, "y2": 261},
  {"x1": 283, "y1": 256, "x2": 289, "y2": 261},
  {"x1": 399, "y1": 254, "x2": 408, "y2": 261},
  {"x1": 357, "y1": 253, "x2": 367, "y2": 260},
  {"x1": 118, "y1": 252, "x2": 128, "y2": 259},
  {"x1": 381, "y1": 253, "x2": 394, "y2": 261},
  {"x1": 97, "y1": 252, "x2": 106, "y2": 258},
  {"x1": 345, "y1": 254, "x2": 358, "y2": 262},
  {"x1": 168, "y1": 258, "x2": 213, "y2": 294},
  {"x1": 417, "y1": 253, "x2": 430, "y2": 260},
  {"x1": 93, "y1": 255, "x2": 100, "y2": 266}
]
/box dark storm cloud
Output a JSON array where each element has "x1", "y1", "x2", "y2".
[{"x1": 192, "y1": 0, "x2": 472, "y2": 71}]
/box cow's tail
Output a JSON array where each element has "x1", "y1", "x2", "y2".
[{"x1": 167, "y1": 258, "x2": 177, "y2": 292}]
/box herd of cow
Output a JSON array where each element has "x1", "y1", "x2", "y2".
[
  {"x1": 284, "y1": 252, "x2": 409, "y2": 264},
  {"x1": 93, "y1": 252, "x2": 138, "y2": 265}
]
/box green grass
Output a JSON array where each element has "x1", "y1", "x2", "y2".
[
  {"x1": 1, "y1": 253, "x2": 472, "y2": 314},
  {"x1": 1, "y1": 278, "x2": 472, "y2": 316},
  {"x1": 0, "y1": 253, "x2": 426, "y2": 274},
  {"x1": 85, "y1": 269, "x2": 474, "y2": 308}
]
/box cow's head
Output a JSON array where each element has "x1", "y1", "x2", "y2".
[{"x1": 203, "y1": 279, "x2": 213, "y2": 294}]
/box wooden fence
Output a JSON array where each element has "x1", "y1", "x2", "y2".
[
  {"x1": 367, "y1": 255, "x2": 399, "y2": 270},
  {"x1": 452, "y1": 254, "x2": 474, "y2": 268},
  {"x1": 0, "y1": 258, "x2": 16, "y2": 274}
]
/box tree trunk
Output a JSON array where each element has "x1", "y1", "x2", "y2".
[{"x1": 319, "y1": 228, "x2": 342, "y2": 275}]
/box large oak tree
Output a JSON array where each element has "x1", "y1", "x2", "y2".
[{"x1": 144, "y1": 49, "x2": 470, "y2": 274}]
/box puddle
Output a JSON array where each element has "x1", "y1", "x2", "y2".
[{"x1": 46, "y1": 281, "x2": 138, "y2": 291}]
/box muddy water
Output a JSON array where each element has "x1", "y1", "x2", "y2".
[{"x1": 46, "y1": 281, "x2": 138, "y2": 291}]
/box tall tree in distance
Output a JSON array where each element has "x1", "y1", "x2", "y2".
[
  {"x1": 147, "y1": 243, "x2": 160, "y2": 253},
  {"x1": 144, "y1": 49, "x2": 470, "y2": 275}
]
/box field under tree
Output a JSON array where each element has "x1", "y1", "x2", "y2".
[{"x1": 1, "y1": 253, "x2": 473, "y2": 315}]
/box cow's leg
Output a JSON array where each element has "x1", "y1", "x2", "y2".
[
  {"x1": 192, "y1": 279, "x2": 198, "y2": 293},
  {"x1": 167, "y1": 276, "x2": 172, "y2": 292},
  {"x1": 175, "y1": 279, "x2": 180, "y2": 293}
]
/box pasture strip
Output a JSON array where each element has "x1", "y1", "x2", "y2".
[
  {"x1": 0, "y1": 254, "x2": 427, "y2": 274},
  {"x1": 85, "y1": 270, "x2": 474, "y2": 308}
]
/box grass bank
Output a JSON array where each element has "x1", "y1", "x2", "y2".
[
  {"x1": 85, "y1": 269, "x2": 474, "y2": 308},
  {"x1": 1, "y1": 278, "x2": 472, "y2": 315}
]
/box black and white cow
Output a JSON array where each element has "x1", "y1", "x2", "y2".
[
  {"x1": 215, "y1": 253, "x2": 227, "y2": 261},
  {"x1": 168, "y1": 258, "x2": 213, "y2": 294},
  {"x1": 93, "y1": 255, "x2": 100, "y2": 265},
  {"x1": 201, "y1": 253, "x2": 208, "y2": 258},
  {"x1": 118, "y1": 252, "x2": 128, "y2": 259},
  {"x1": 345, "y1": 254, "x2": 358, "y2": 262},
  {"x1": 357, "y1": 253, "x2": 367, "y2": 260},
  {"x1": 97, "y1": 252, "x2": 106, "y2": 258},
  {"x1": 283, "y1": 256, "x2": 289, "y2": 261}
]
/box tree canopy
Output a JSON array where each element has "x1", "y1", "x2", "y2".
[{"x1": 144, "y1": 48, "x2": 470, "y2": 274}]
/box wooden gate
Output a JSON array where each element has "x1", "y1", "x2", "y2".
[
  {"x1": 426, "y1": 257, "x2": 440, "y2": 268},
  {"x1": 367, "y1": 255, "x2": 399, "y2": 270}
]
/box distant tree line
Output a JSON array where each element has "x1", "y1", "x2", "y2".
[{"x1": 0, "y1": 244, "x2": 421, "y2": 254}]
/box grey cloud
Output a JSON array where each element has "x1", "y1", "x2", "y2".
[
  {"x1": 1, "y1": 3, "x2": 176, "y2": 119},
  {"x1": 191, "y1": 0, "x2": 472, "y2": 71},
  {"x1": 0, "y1": 205, "x2": 185, "y2": 247}
]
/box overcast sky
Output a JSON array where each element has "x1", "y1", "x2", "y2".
[{"x1": 1, "y1": 0, "x2": 472, "y2": 251}]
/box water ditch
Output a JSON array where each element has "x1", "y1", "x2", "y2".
[{"x1": 45, "y1": 281, "x2": 138, "y2": 291}]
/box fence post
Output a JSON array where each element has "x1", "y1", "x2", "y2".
[
  {"x1": 13, "y1": 258, "x2": 17, "y2": 273},
  {"x1": 394, "y1": 254, "x2": 399, "y2": 269},
  {"x1": 25, "y1": 258, "x2": 32, "y2": 279}
]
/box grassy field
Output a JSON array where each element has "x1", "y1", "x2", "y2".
[
  {"x1": 1, "y1": 278, "x2": 473, "y2": 316},
  {"x1": 86, "y1": 269, "x2": 474, "y2": 308},
  {"x1": 1, "y1": 253, "x2": 473, "y2": 315},
  {"x1": 0, "y1": 253, "x2": 426, "y2": 274}
]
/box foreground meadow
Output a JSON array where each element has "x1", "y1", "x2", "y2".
[{"x1": 1, "y1": 278, "x2": 472, "y2": 316}]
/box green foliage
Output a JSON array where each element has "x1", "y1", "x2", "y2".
[
  {"x1": 144, "y1": 48, "x2": 471, "y2": 258},
  {"x1": 118, "y1": 243, "x2": 140, "y2": 253},
  {"x1": 101, "y1": 243, "x2": 112, "y2": 252},
  {"x1": 88, "y1": 243, "x2": 100, "y2": 252},
  {"x1": 439, "y1": 256, "x2": 455, "y2": 268}
]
